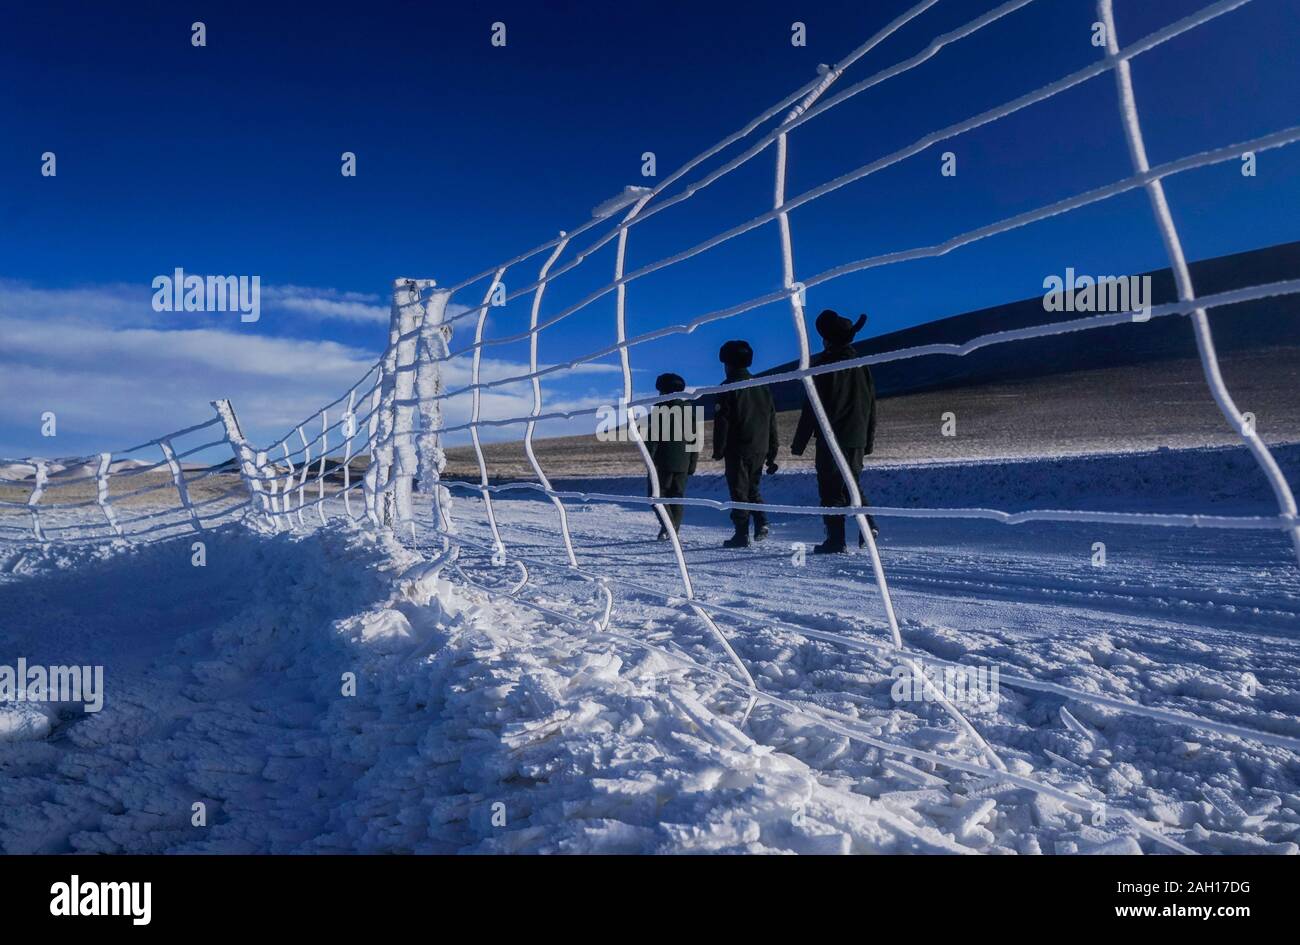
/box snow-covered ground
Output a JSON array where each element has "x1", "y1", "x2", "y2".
[{"x1": 1, "y1": 443, "x2": 1298, "y2": 854}]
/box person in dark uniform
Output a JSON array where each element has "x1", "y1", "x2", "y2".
[
  {"x1": 790, "y1": 310, "x2": 879, "y2": 554},
  {"x1": 645, "y1": 372, "x2": 700, "y2": 540},
  {"x1": 712, "y1": 340, "x2": 779, "y2": 548}
]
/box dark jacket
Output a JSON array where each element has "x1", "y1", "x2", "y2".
[
  {"x1": 646, "y1": 398, "x2": 700, "y2": 474},
  {"x1": 791, "y1": 345, "x2": 877, "y2": 455},
  {"x1": 711, "y1": 369, "x2": 778, "y2": 462}
]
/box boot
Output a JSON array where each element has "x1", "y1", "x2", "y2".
[
  {"x1": 753, "y1": 520, "x2": 770, "y2": 542},
  {"x1": 722, "y1": 524, "x2": 750, "y2": 548},
  {"x1": 814, "y1": 517, "x2": 847, "y2": 554},
  {"x1": 657, "y1": 527, "x2": 670, "y2": 541}
]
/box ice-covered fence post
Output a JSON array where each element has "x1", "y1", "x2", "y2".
[
  {"x1": 263, "y1": 452, "x2": 283, "y2": 528},
  {"x1": 295, "y1": 426, "x2": 310, "y2": 526},
  {"x1": 366, "y1": 304, "x2": 400, "y2": 526},
  {"x1": 315, "y1": 410, "x2": 328, "y2": 525},
  {"x1": 390, "y1": 278, "x2": 428, "y2": 528},
  {"x1": 160, "y1": 437, "x2": 203, "y2": 533},
  {"x1": 280, "y1": 442, "x2": 296, "y2": 528},
  {"x1": 341, "y1": 389, "x2": 358, "y2": 519},
  {"x1": 361, "y1": 379, "x2": 386, "y2": 526},
  {"x1": 212, "y1": 399, "x2": 275, "y2": 530},
  {"x1": 363, "y1": 281, "x2": 417, "y2": 528},
  {"x1": 415, "y1": 285, "x2": 455, "y2": 536},
  {"x1": 26, "y1": 460, "x2": 47, "y2": 543},
  {"x1": 95, "y1": 453, "x2": 125, "y2": 539}
]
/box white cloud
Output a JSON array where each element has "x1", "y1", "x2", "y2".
[
  {"x1": 0, "y1": 279, "x2": 161, "y2": 327},
  {"x1": 0, "y1": 278, "x2": 404, "y2": 329},
  {"x1": 260, "y1": 285, "x2": 389, "y2": 323},
  {"x1": 0, "y1": 281, "x2": 626, "y2": 460}
]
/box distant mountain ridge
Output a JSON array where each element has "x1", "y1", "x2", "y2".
[{"x1": 726, "y1": 240, "x2": 1300, "y2": 414}]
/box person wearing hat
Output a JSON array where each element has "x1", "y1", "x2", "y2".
[
  {"x1": 712, "y1": 339, "x2": 779, "y2": 548},
  {"x1": 645, "y1": 372, "x2": 700, "y2": 540},
  {"x1": 790, "y1": 310, "x2": 879, "y2": 554}
]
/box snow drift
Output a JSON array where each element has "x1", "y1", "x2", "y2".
[{"x1": 0, "y1": 523, "x2": 965, "y2": 853}]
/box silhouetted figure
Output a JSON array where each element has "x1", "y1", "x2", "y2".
[
  {"x1": 645, "y1": 372, "x2": 700, "y2": 540},
  {"x1": 790, "y1": 310, "x2": 879, "y2": 554},
  {"x1": 712, "y1": 340, "x2": 779, "y2": 548}
]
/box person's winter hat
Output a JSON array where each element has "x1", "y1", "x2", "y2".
[
  {"x1": 718, "y1": 339, "x2": 754, "y2": 368},
  {"x1": 655, "y1": 372, "x2": 687, "y2": 395},
  {"x1": 815, "y1": 309, "x2": 867, "y2": 346}
]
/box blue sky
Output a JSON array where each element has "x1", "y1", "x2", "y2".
[{"x1": 2, "y1": 0, "x2": 1298, "y2": 458}]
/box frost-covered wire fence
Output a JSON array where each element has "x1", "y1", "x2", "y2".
[
  {"x1": 0, "y1": 417, "x2": 249, "y2": 545},
  {"x1": 398, "y1": 0, "x2": 1300, "y2": 635},
  {"x1": 390, "y1": 0, "x2": 1300, "y2": 849},
  {"x1": 0, "y1": 275, "x2": 453, "y2": 549},
  {"x1": 3, "y1": 0, "x2": 1299, "y2": 851},
  {"x1": 414, "y1": 0, "x2": 1300, "y2": 561},
  {"x1": 0, "y1": 347, "x2": 395, "y2": 547}
]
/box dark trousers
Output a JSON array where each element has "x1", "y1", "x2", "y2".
[
  {"x1": 724, "y1": 453, "x2": 768, "y2": 531},
  {"x1": 814, "y1": 442, "x2": 877, "y2": 542},
  {"x1": 650, "y1": 470, "x2": 689, "y2": 531}
]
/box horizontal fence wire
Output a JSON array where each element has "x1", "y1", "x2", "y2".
[
  {"x1": 427, "y1": 277, "x2": 1300, "y2": 434},
  {"x1": 427, "y1": 0, "x2": 1262, "y2": 362}
]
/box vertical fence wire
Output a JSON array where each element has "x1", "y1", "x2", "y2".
[
  {"x1": 415, "y1": 288, "x2": 455, "y2": 539},
  {"x1": 342, "y1": 390, "x2": 357, "y2": 520},
  {"x1": 295, "y1": 426, "x2": 310, "y2": 527},
  {"x1": 612, "y1": 193, "x2": 762, "y2": 724},
  {"x1": 316, "y1": 410, "x2": 329, "y2": 525},
  {"x1": 363, "y1": 379, "x2": 384, "y2": 525},
  {"x1": 1097, "y1": 0, "x2": 1300, "y2": 567},
  {"x1": 366, "y1": 305, "x2": 402, "y2": 526},
  {"x1": 772, "y1": 67, "x2": 1004, "y2": 770},
  {"x1": 468, "y1": 268, "x2": 510, "y2": 559},
  {"x1": 280, "y1": 442, "x2": 296, "y2": 528},
  {"x1": 772, "y1": 74, "x2": 902, "y2": 647},
  {"x1": 523, "y1": 235, "x2": 580, "y2": 568}
]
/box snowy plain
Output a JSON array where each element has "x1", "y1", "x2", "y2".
[{"x1": 1, "y1": 443, "x2": 1297, "y2": 854}]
